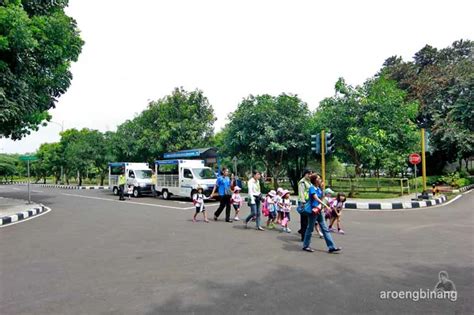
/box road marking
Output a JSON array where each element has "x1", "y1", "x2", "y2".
[
  {"x1": 61, "y1": 193, "x2": 196, "y2": 210},
  {"x1": 32, "y1": 190, "x2": 44, "y2": 193},
  {"x1": 11, "y1": 187, "x2": 21, "y2": 191}
]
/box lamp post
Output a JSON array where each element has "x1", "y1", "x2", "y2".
[{"x1": 50, "y1": 121, "x2": 64, "y2": 184}]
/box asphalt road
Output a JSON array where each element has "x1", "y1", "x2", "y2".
[{"x1": 0, "y1": 185, "x2": 473, "y2": 315}]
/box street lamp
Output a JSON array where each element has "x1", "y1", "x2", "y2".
[{"x1": 50, "y1": 120, "x2": 64, "y2": 184}]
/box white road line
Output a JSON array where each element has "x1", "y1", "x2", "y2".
[
  {"x1": 32, "y1": 190, "x2": 44, "y2": 193},
  {"x1": 11, "y1": 187, "x2": 21, "y2": 191},
  {"x1": 61, "y1": 193, "x2": 196, "y2": 210}
]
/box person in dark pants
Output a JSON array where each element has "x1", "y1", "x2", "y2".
[
  {"x1": 297, "y1": 169, "x2": 313, "y2": 241},
  {"x1": 212, "y1": 168, "x2": 232, "y2": 222},
  {"x1": 118, "y1": 173, "x2": 126, "y2": 201}
]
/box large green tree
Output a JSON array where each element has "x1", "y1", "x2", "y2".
[
  {"x1": 313, "y1": 75, "x2": 420, "y2": 176},
  {"x1": 0, "y1": 0, "x2": 83, "y2": 139},
  {"x1": 33, "y1": 142, "x2": 62, "y2": 183},
  {"x1": 224, "y1": 93, "x2": 311, "y2": 190},
  {"x1": 112, "y1": 87, "x2": 216, "y2": 163},
  {"x1": 383, "y1": 39, "x2": 474, "y2": 172}
]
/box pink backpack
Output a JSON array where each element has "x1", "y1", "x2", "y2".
[{"x1": 262, "y1": 197, "x2": 270, "y2": 217}]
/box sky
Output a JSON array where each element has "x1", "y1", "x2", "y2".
[{"x1": 1, "y1": 0, "x2": 473, "y2": 154}]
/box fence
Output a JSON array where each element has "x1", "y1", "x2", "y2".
[{"x1": 328, "y1": 177, "x2": 410, "y2": 196}]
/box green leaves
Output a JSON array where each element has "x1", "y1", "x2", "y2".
[
  {"x1": 0, "y1": 0, "x2": 83, "y2": 139},
  {"x1": 313, "y1": 74, "x2": 420, "y2": 175},
  {"x1": 224, "y1": 93, "x2": 310, "y2": 188},
  {"x1": 111, "y1": 87, "x2": 217, "y2": 163}
]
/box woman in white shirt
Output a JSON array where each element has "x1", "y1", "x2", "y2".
[{"x1": 244, "y1": 170, "x2": 264, "y2": 231}]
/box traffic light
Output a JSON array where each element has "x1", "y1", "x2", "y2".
[
  {"x1": 325, "y1": 132, "x2": 335, "y2": 154},
  {"x1": 311, "y1": 134, "x2": 321, "y2": 154}
]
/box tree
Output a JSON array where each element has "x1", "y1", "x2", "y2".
[
  {"x1": 383, "y1": 39, "x2": 474, "y2": 173},
  {"x1": 112, "y1": 87, "x2": 216, "y2": 163},
  {"x1": 0, "y1": 0, "x2": 84, "y2": 139},
  {"x1": 224, "y1": 93, "x2": 311, "y2": 190},
  {"x1": 313, "y1": 75, "x2": 420, "y2": 177},
  {"x1": 34, "y1": 142, "x2": 62, "y2": 183},
  {"x1": 0, "y1": 154, "x2": 16, "y2": 181},
  {"x1": 60, "y1": 128, "x2": 103, "y2": 186}
]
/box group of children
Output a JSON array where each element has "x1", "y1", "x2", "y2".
[{"x1": 192, "y1": 185, "x2": 347, "y2": 235}]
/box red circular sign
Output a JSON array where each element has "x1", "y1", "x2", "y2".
[{"x1": 409, "y1": 153, "x2": 421, "y2": 165}]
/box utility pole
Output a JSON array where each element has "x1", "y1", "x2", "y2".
[
  {"x1": 421, "y1": 128, "x2": 427, "y2": 191},
  {"x1": 321, "y1": 130, "x2": 326, "y2": 188}
]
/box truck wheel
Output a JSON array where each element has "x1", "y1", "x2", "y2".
[
  {"x1": 113, "y1": 187, "x2": 118, "y2": 195},
  {"x1": 162, "y1": 189, "x2": 170, "y2": 200},
  {"x1": 190, "y1": 189, "x2": 197, "y2": 200},
  {"x1": 133, "y1": 188, "x2": 140, "y2": 198}
]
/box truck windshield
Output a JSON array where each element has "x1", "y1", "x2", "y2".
[
  {"x1": 193, "y1": 168, "x2": 216, "y2": 180},
  {"x1": 135, "y1": 170, "x2": 152, "y2": 179}
]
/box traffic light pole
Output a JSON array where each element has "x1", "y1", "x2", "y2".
[
  {"x1": 321, "y1": 130, "x2": 326, "y2": 188},
  {"x1": 421, "y1": 128, "x2": 427, "y2": 192}
]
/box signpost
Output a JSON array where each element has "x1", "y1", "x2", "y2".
[
  {"x1": 409, "y1": 153, "x2": 421, "y2": 199},
  {"x1": 19, "y1": 155, "x2": 38, "y2": 204}
]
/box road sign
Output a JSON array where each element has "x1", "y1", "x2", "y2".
[
  {"x1": 19, "y1": 155, "x2": 38, "y2": 161},
  {"x1": 409, "y1": 153, "x2": 421, "y2": 165}
]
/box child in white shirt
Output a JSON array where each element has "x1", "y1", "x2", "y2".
[
  {"x1": 231, "y1": 186, "x2": 243, "y2": 221},
  {"x1": 193, "y1": 186, "x2": 209, "y2": 223}
]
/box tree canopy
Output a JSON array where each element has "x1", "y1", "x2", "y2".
[{"x1": 0, "y1": 0, "x2": 83, "y2": 139}]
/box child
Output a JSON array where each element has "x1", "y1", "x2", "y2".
[
  {"x1": 323, "y1": 188, "x2": 336, "y2": 223},
  {"x1": 127, "y1": 185, "x2": 134, "y2": 200},
  {"x1": 265, "y1": 190, "x2": 277, "y2": 229},
  {"x1": 275, "y1": 187, "x2": 284, "y2": 224},
  {"x1": 280, "y1": 190, "x2": 292, "y2": 233},
  {"x1": 231, "y1": 186, "x2": 242, "y2": 221},
  {"x1": 314, "y1": 188, "x2": 335, "y2": 238},
  {"x1": 193, "y1": 186, "x2": 209, "y2": 223},
  {"x1": 328, "y1": 192, "x2": 346, "y2": 234}
]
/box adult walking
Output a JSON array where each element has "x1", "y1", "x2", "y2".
[
  {"x1": 118, "y1": 173, "x2": 126, "y2": 201},
  {"x1": 297, "y1": 169, "x2": 312, "y2": 241},
  {"x1": 244, "y1": 170, "x2": 264, "y2": 231},
  {"x1": 212, "y1": 167, "x2": 233, "y2": 222},
  {"x1": 302, "y1": 174, "x2": 341, "y2": 253}
]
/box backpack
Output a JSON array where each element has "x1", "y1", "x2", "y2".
[{"x1": 262, "y1": 197, "x2": 270, "y2": 217}]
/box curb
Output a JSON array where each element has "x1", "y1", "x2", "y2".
[
  {"x1": 0, "y1": 181, "x2": 28, "y2": 185},
  {"x1": 245, "y1": 195, "x2": 448, "y2": 210},
  {"x1": 38, "y1": 184, "x2": 110, "y2": 190},
  {"x1": 344, "y1": 195, "x2": 448, "y2": 210},
  {"x1": 0, "y1": 204, "x2": 48, "y2": 227},
  {"x1": 453, "y1": 184, "x2": 474, "y2": 193}
]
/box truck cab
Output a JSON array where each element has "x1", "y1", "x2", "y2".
[
  {"x1": 109, "y1": 162, "x2": 154, "y2": 197},
  {"x1": 155, "y1": 159, "x2": 216, "y2": 200}
]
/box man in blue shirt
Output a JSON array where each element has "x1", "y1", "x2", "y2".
[{"x1": 212, "y1": 167, "x2": 233, "y2": 222}]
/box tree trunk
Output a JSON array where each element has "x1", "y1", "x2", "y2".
[{"x1": 100, "y1": 174, "x2": 105, "y2": 186}]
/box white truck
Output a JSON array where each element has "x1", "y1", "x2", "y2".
[
  {"x1": 155, "y1": 159, "x2": 216, "y2": 200},
  {"x1": 108, "y1": 162, "x2": 154, "y2": 197}
]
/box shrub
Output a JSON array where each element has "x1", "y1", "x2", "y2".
[{"x1": 454, "y1": 178, "x2": 471, "y2": 188}]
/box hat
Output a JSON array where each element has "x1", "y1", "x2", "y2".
[
  {"x1": 233, "y1": 186, "x2": 242, "y2": 192},
  {"x1": 324, "y1": 188, "x2": 335, "y2": 195},
  {"x1": 197, "y1": 186, "x2": 204, "y2": 191},
  {"x1": 268, "y1": 190, "x2": 276, "y2": 197},
  {"x1": 281, "y1": 190, "x2": 290, "y2": 197},
  {"x1": 277, "y1": 187, "x2": 284, "y2": 194}
]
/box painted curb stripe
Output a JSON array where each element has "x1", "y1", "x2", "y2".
[{"x1": 0, "y1": 206, "x2": 45, "y2": 226}]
